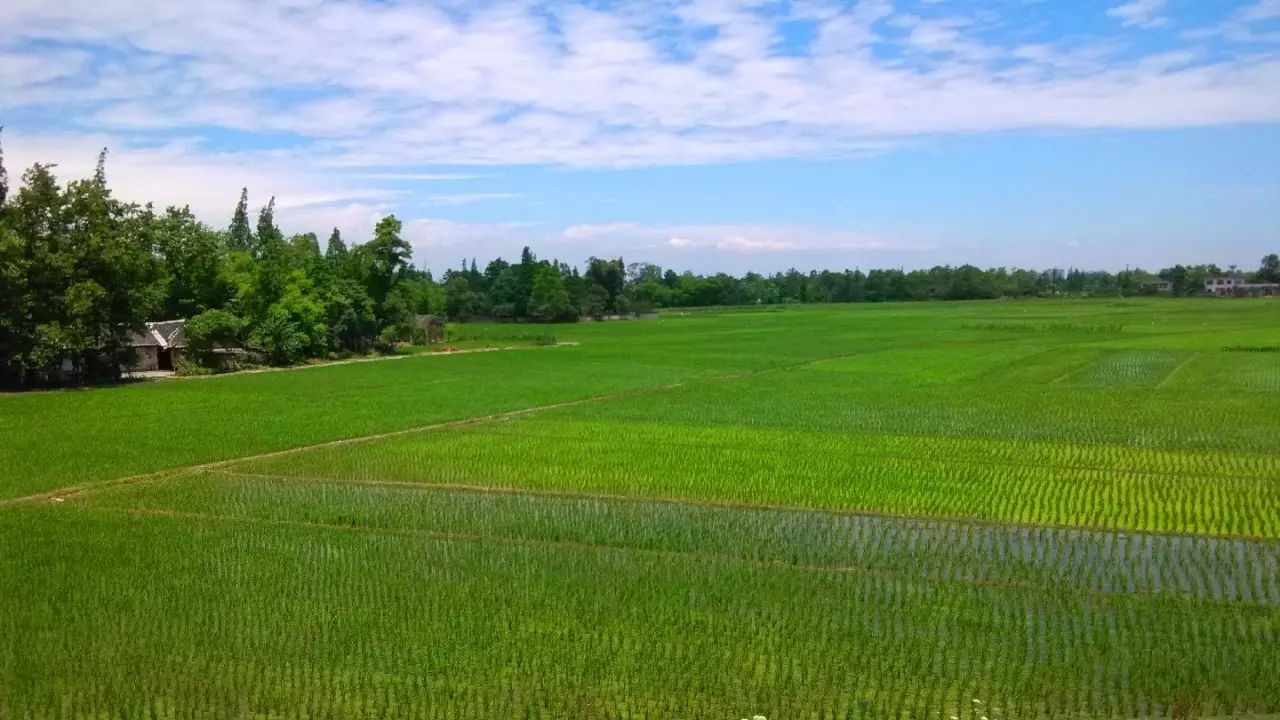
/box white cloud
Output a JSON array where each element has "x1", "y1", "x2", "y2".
[
  {"x1": 427, "y1": 193, "x2": 523, "y2": 206},
  {"x1": 1, "y1": 0, "x2": 1277, "y2": 171},
  {"x1": 358, "y1": 173, "x2": 486, "y2": 181},
  {"x1": 1107, "y1": 0, "x2": 1169, "y2": 29},
  {"x1": 1183, "y1": 1, "x2": 1280, "y2": 44},
  {"x1": 1242, "y1": 0, "x2": 1280, "y2": 22},
  {"x1": 549, "y1": 220, "x2": 944, "y2": 273},
  {"x1": 563, "y1": 221, "x2": 925, "y2": 254}
]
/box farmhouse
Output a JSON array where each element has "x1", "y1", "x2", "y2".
[
  {"x1": 1204, "y1": 277, "x2": 1280, "y2": 297},
  {"x1": 413, "y1": 314, "x2": 445, "y2": 344},
  {"x1": 126, "y1": 319, "x2": 187, "y2": 372}
]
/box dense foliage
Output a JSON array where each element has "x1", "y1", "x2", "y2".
[{"x1": 0, "y1": 149, "x2": 438, "y2": 388}]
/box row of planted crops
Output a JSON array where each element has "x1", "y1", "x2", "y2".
[
  {"x1": 88, "y1": 473, "x2": 1280, "y2": 605},
  {"x1": 232, "y1": 410, "x2": 1280, "y2": 539},
  {"x1": 1, "y1": 471, "x2": 1277, "y2": 719}
]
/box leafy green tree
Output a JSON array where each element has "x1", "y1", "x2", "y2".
[
  {"x1": 583, "y1": 284, "x2": 609, "y2": 319},
  {"x1": 249, "y1": 276, "x2": 326, "y2": 365},
  {"x1": 184, "y1": 309, "x2": 242, "y2": 366},
  {"x1": 0, "y1": 219, "x2": 24, "y2": 383},
  {"x1": 288, "y1": 232, "x2": 321, "y2": 268},
  {"x1": 255, "y1": 197, "x2": 283, "y2": 256},
  {"x1": 155, "y1": 206, "x2": 230, "y2": 318},
  {"x1": 487, "y1": 266, "x2": 522, "y2": 319},
  {"x1": 1259, "y1": 254, "x2": 1280, "y2": 283},
  {"x1": 324, "y1": 227, "x2": 347, "y2": 263},
  {"x1": 0, "y1": 126, "x2": 9, "y2": 208},
  {"x1": 483, "y1": 258, "x2": 510, "y2": 290},
  {"x1": 366, "y1": 215, "x2": 412, "y2": 327},
  {"x1": 247, "y1": 198, "x2": 289, "y2": 317},
  {"x1": 320, "y1": 277, "x2": 376, "y2": 352},
  {"x1": 530, "y1": 265, "x2": 571, "y2": 321},
  {"x1": 562, "y1": 266, "x2": 586, "y2": 315},
  {"x1": 586, "y1": 256, "x2": 626, "y2": 313},
  {"x1": 67, "y1": 151, "x2": 163, "y2": 380},
  {"x1": 227, "y1": 187, "x2": 253, "y2": 252},
  {"x1": 512, "y1": 246, "x2": 538, "y2": 319},
  {"x1": 444, "y1": 276, "x2": 482, "y2": 321},
  {"x1": 0, "y1": 154, "x2": 159, "y2": 384}
]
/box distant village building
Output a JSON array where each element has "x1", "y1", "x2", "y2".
[
  {"x1": 1143, "y1": 280, "x2": 1173, "y2": 294},
  {"x1": 126, "y1": 320, "x2": 187, "y2": 371},
  {"x1": 1205, "y1": 277, "x2": 1280, "y2": 297}
]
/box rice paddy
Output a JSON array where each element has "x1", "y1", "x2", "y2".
[{"x1": 2, "y1": 298, "x2": 1278, "y2": 718}]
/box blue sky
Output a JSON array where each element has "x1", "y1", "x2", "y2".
[{"x1": 2, "y1": 0, "x2": 1279, "y2": 274}]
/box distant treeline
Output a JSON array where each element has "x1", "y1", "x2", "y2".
[
  {"x1": 441, "y1": 257, "x2": 1276, "y2": 316},
  {"x1": 1, "y1": 140, "x2": 1276, "y2": 388}
]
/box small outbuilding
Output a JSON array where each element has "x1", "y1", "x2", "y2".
[
  {"x1": 413, "y1": 314, "x2": 445, "y2": 344},
  {"x1": 126, "y1": 319, "x2": 187, "y2": 371}
]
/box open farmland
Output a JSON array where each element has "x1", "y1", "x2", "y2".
[{"x1": 2, "y1": 299, "x2": 1280, "y2": 719}]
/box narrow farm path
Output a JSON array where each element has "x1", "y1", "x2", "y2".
[
  {"x1": 0, "y1": 341, "x2": 582, "y2": 396},
  {"x1": 138, "y1": 340, "x2": 583, "y2": 383},
  {"x1": 71, "y1": 503, "x2": 1274, "y2": 609},
  {"x1": 0, "y1": 351, "x2": 858, "y2": 508}
]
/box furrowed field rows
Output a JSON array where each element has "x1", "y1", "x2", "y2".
[
  {"x1": 230, "y1": 416, "x2": 1280, "y2": 538},
  {"x1": 1057, "y1": 350, "x2": 1195, "y2": 388},
  {"x1": 559, "y1": 361, "x2": 1280, "y2": 454},
  {"x1": 1175, "y1": 350, "x2": 1280, "y2": 393},
  {"x1": 82, "y1": 473, "x2": 1280, "y2": 605},
  {"x1": 3, "y1": 504, "x2": 1278, "y2": 720}
]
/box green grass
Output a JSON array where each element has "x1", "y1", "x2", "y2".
[{"x1": 2, "y1": 297, "x2": 1280, "y2": 718}]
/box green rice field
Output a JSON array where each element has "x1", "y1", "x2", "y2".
[{"x1": 2, "y1": 298, "x2": 1279, "y2": 718}]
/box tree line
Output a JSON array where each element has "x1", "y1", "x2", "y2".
[
  {"x1": 1, "y1": 140, "x2": 1276, "y2": 388},
  {"x1": 443, "y1": 255, "x2": 1279, "y2": 315}
]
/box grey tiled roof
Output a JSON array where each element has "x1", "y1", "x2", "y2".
[{"x1": 129, "y1": 319, "x2": 187, "y2": 349}]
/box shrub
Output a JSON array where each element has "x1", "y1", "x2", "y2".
[{"x1": 184, "y1": 310, "x2": 243, "y2": 368}]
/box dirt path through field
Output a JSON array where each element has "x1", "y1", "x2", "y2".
[
  {"x1": 143, "y1": 341, "x2": 583, "y2": 382},
  {"x1": 0, "y1": 351, "x2": 856, "y2": 508}
]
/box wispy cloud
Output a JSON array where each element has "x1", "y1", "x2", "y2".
[
  {"x1": 1183, "y1": 0, "x2": 1280, "y2": 43},
  {"x1": 359, "y1": 173, "x2": 486, "y2": 181},
  {"x1": 1107, "y1": 0, "x2": 1170, "y2": 29},
  {"x1": 562, "y1": 222, "x2": 928, "y2": 254},
  {"x1": 428, "y1": 192, "x2": 524, "y2": 206}
]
